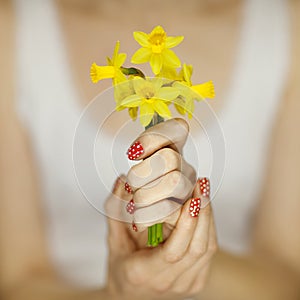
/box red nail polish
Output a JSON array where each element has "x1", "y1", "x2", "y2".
[
  {"x1": 124, "y1": 182, "x2": 132, "y2": 194},
  {"x1": 132, "y1": 221, "x2": 138, "y2": 232},
  {"x1": 190, "y1": 198, "x2": 201, "y2": 217},
  {"x1": 199, "y1": 177, "x2": 210, "y2": 197},
  {"x1": 127, "y1": 141, "x2": 144, "y2": 160},
  {"x1": 126, "y1": 199, "x2": 135, "y2": 214}
]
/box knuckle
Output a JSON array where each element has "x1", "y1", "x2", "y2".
[
  {"x1": 133, "y1": 188, "x2": 143, "y2": 204},
  {"x1": 159, "y1": 148, "x2": 180, "y2": 171},
  {"x1": 189, "y1": 243, "x2": 208, "y2": 259},
  {"x1": 159, "y1": 147, "x2": 180, "y2": 163},
  {"x1": 169, "y1": 169, "x2": 182, "y2": 183},
  {"x1": 168, "y1": 170, "x2": 183, "y2": 191},
  {"x1": 174, "y1": 118, "x2": 189, "y2": 134},
  {"x1": 127, "y1": 162, "x2": 147, "y2": 190},
  {"x1": 163, "y1": 248, "x2": 184, "y2": 264},
  {"x1": 168, "y1": 170, "x2": 191, "y2": 199}
]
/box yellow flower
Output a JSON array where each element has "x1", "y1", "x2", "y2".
[
  {"x1": 131, "y1": 25, "x2": 184, "y2": 75},
  {"x1": 120, "y1": 77, "x2": 179, "y2": 126},
  {"x1": 114, "y1": 78, "x2": 138, "y2": 120},
  {"x1": 90, "y1": 41, "x2": 127, "y2": 84},
  {"x1": 157, "y1": 65, "x2": 179, "y2": 81},
  {"x1": 174, "y1": 64, "x2": 215, "y2": 118}
]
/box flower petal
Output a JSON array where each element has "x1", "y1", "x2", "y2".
[
  {"x1": 165, "y1": 36, "x2": 184, "y2": 48},
  {"x1": 192, "y1": 81, "x2": 215, "y2": 99},
  {"x1": 90, "y1": 63, "x2": 115, "y2": 83},
  {"x1": 185, "y1": 98, "x2": 195, "y2": 119},
  {"x1": 153, "y1": 100, "x2": 172, "y2": 119},
  {"x1": 113, "y1": 70, "x2": 128, "y2": 85},
  {"x1": 150, "y1": 25, "x2": 166, "y2": 37},
  {"x1": 173, "y1": 81, "x2": 193, "y2": 99},
  {"x1": 133, "y1": 31, "x2": 150, "y2": 47},
  {"x1": 115, "y1": 53, "x2": 127, "y2": 67},
  {"x1": 174, "y1": 99, "x2": 186, "y2": 115},
  {"x1": 128, "y1": 107, "x2": 138, "y2": 121},
  {"x1": 151, "y1": 77, "x2": 163, "y2": 92},
  {"x1": 106, "y1": 57, "x2": 112, "y2": 66},
  {"x1": 150, "y1": 54, "x2": 163, "y2": 75},
  {"x1": 120, "y1": 94, "x2": 142, "y2": 107},
  {"x1": 140, "y1": 102, "x2": 154, "y2": 127},
  {"x1": 114, "y1": 80, "x2": 134, "y2": 103},
  {"x1": 112, "y1": 41, "x2": 120, "y2": 62},
  {"x1": 115, "y1": 104, "x2": 125, "y2": 111},
  {"x1": 131, "y1": 47, "x2": 152, "y2": 64},
  {"x1": 132, "y1": 77, "x2": 154, "y2": 97},
  {"x1": 161, "y1": 48, "x2": 181, "y2": 68},
  {"x1": 156, "y1": 87, "x2": 180, "y2": 101},
  {"x1": 182, "y1": 64, "x2": 193, "y2": 86}
]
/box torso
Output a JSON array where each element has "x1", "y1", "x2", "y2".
[{"x1": 8, "y1": 0, "x2": 296, "y2": 287}]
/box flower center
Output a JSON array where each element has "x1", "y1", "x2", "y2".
[
  {"x1": 144, "y1": 91, "x2": 155, "y2": 100},
  {"x1": 149, "y1": 32, "x2": 166, "y2": 54}
]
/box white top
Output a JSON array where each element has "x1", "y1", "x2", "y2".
[{"x1": 14, "y1": 0, "x2": 290, "y2": 288}]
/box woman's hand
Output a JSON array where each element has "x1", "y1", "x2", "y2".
[
  {"x1": 105, "y1": 118, "x2": 218, "y2": 299},
  {"x1": 105, "y1": 176, "x2": 218, "y2": 300},
  {"x1": 106, "y1": 118, "x2": 197, "y2": 244}
]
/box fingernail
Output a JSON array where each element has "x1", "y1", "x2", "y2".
[
  {"x1": 132, "y1": 221, "x2": 138, "y2": 232},
  {"x1": 199, "y1": 177, "x2": 210, "y2": 197},
  {"x1": 124, "y1": 182, "x2": 133, "y2": 194},
  {"x1": 126, "y1": 199, "x2": 135, "y2": 214},
  {"x1": 190, "y1": 198, "x2": 201, "y2": 217},
  {"x1": 127, "y1": 141, "x2": 144, "y2": 160}
]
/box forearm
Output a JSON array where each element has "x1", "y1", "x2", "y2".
[
  {"x1": 197, "y1": 250, "x2": 300, "y2": 300},
  {"x1": 1, "y1": 277, "x2": 111, "y2": 300}
]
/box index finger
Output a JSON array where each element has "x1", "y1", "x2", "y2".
[{"x1": 126, "y1": 118, "x2": 189, "y2": 160}]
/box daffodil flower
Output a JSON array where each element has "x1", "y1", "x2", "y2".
[
  {"x1": 174, "y1": 64, "x2": 215, "y2": 118},
  {"x1": 90, "y1": 41, "x2": 127, "y2": 84},
  {"x1": 120, "y1": 77, "x2": 179, "y2": 126},
  {"x1": 114, "y1": 79, "x2": 138, "y2": 120},
  {"x1": 131, "y1": 25, "x2": 184, "y2": 75}
]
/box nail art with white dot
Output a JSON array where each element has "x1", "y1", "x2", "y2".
[
  {"x1": 127, "y1": 141, "x2": 144, "y2": 160},
  {"x1": 190, "y1": 198, "x2": 201, "y2": 217},
  {"x1": 126, "y1": 199, "x2": 135, "y2": 214},
  {"x1": 199, "y1": 177, "x2": 210, "y2": 197},
  {"x1": 124, "y1": 182, "x2": 132, "y2": 194}
]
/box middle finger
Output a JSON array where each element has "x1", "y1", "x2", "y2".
[{"x1": 127, "y1": 148, "x2": 196, "y2": 190}]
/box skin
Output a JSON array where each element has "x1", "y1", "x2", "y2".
[{"x1": 1, "y1": 0, "x2": 300, "y2": 299}]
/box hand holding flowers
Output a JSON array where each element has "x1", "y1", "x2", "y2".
[{"x1": 91, "y1": 25, "x2": 215, "y2": 246}]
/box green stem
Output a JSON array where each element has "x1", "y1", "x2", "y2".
[
  {"x1": 120, "y1": 67, "x2": 145, "y2": 78},
  {"x1": 145, "y1": 113, "x2": 164, "y2": 247}
]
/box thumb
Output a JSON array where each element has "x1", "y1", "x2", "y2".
[{"x1": 105, "y1": 176, "x2": 135, "y2": 255}]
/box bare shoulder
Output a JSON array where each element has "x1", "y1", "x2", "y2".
[{"x1": 0, "y1": 0, "x2": 14, "y2": 110}]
